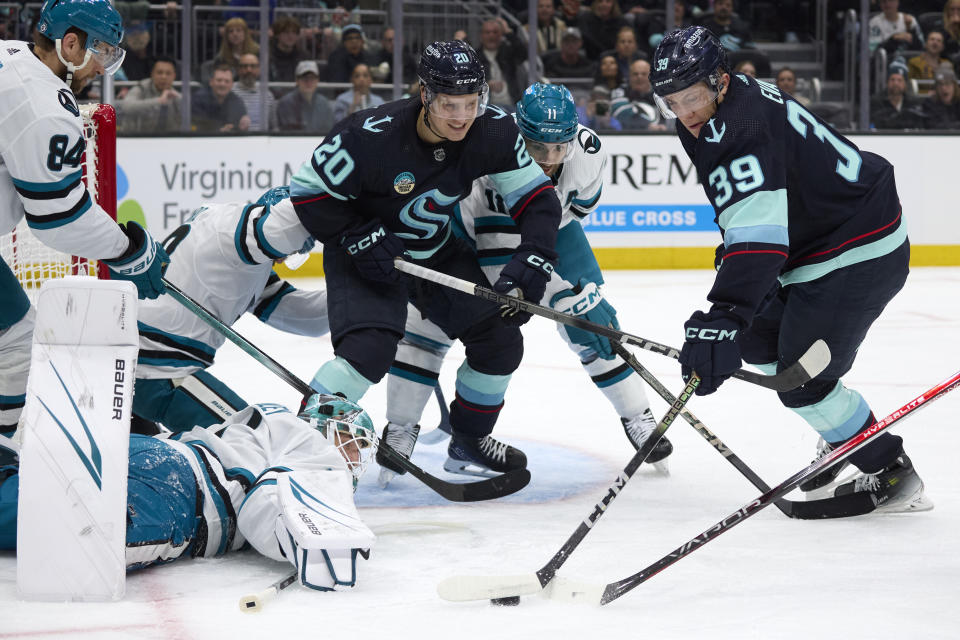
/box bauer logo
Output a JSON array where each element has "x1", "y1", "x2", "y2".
[{"x1": 394, "y1": 171, "x2": 415, "y2": 194}]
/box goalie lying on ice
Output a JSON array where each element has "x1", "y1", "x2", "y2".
[{"x1": 0, "y1": 394, "x2": 377, "y2": 592}]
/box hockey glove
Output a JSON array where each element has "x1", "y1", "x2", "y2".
[
  {"x1": 679, "y1": 310, "x2": 744, "y2": 396},
  {"x1": 103, "y1": 221, "x2": 169, "y2": 299},
  {"x1": 493, "y1": 244, "x2": 556, "y2": 326},
  {"x1": 550, "y1": 279, "x2": 619, "y2": 360},
  {"x1": 340, "y1": 219, "x2": 407, "y2": 284}
]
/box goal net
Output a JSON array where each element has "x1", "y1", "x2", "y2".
[{"x1": 0, "y1": 103, "x2": 117, "y2": 300}]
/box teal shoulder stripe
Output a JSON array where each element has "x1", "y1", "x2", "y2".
[
  {"x1": 718, "y1": 189, "x2": 788, "y2": 232},
  {"x1": 492, "y1": 164, "x2": 551, "y2": 209},
  {"x1": 12, "y1": 170, "x2": 83, "y2": 192},
  {"x1": 290, "y1": 163, "x2": 350, "y2": 201}
]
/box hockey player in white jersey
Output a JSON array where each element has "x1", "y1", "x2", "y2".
[
  {"x1": 378, "y1": 83, "x2": 669, "y2": 484},
  {"x1": 0, "y1": 393, "x2": 378, "y2": 593},
  {"x1": 1, "y1": 0, "x2": 168, "y2": 435},
  {"x1": 133, "y1": 186, "x2": 327, "y2": 433}
]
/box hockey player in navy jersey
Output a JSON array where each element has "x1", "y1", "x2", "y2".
[
  {"x1": 650, "y1": 26, "x2": 930, "y2": 512},
  {"x1": 1, "y1": 0, "x2": 168, "y2": 436},
  {"x1": 0, "y1": 395, "x2": 379, "y2": 592},
  {"x1": 290, "y1": 41, "x2": 563, "y2": 477},
  {"x1": 379, "y1": 83, "x2": 672, "y2": 485},
  {"x1": 132, "y1": 186, "x2": 328, "y2": 434}
]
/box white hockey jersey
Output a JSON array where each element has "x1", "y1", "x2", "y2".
[
  {"x1": 0, "y1": 41, "x2": 127, "y2": 259},
  {"x1": 455, "y1": 124, "x2": 605, "y2": 299},
  {"x1": 126, "y1": 404, "x2": 363, "y2": 567},
  {"x1": 137, "y1": 198, "x2": 325, "y2": 378}
]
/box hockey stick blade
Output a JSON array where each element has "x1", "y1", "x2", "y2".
[
  {"x1": 393, "y1": 261, "x2": 829, "y2": 392},
  {"x1": 163, "y1": 277, "x2": 523, "y2": 503},
  {"x1": 597, "y1": 368, "x2": 960, "y2": 606},
  {"x1": 239, "y1": 572, "x2": 298, "y2": 613},
  {"x1": 436, "y1": 375, "x2": 700, "y2": 603},
  {"x1": 376, "y1": 444, "x2": 530, "y2": 502}
]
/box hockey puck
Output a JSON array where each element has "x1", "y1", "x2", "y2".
[{"x1": 490, "y1": 596, "x2": 520, "y2": 606}]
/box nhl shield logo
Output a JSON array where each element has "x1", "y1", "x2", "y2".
[
  {"x1": 433, "y1": 148, "x2": 446, "y2": 162},
  {"x1": 394, "y1": 172, "x2": 415, "y2": 194}
]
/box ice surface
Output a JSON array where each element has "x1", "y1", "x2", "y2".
[{"x1": 2, "y1": 268, "x2": 958, "y2": 639}]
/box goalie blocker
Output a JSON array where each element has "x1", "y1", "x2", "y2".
[{"x1": 16, "y1": 277, "x2": 138, "y2": 601}]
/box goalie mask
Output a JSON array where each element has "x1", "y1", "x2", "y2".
[{"x1": 299, "y1": 394, "x2": 377, "y2": 489}]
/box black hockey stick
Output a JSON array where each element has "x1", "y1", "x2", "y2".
[
  {"x1": 437, "y1": 373, "x2": 700, "y2": 602},
  {"x1": 545, "y1": 368, "x2": 960, "y2": 606},
  {"x1": 161, "y1": 277, "x2": 530, "y2": 502},
  {"x1": 393, "y1": 260, "x2": 828, "y2": 393},
  {"x1": 607, "y1": 341, "x2": 870, "y2": 520}
]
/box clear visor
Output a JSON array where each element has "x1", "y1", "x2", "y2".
[
  {"x1": 523, "y1": 138, "x2": 573, "y2": 165},
  {"x1": 89, "y1": 38, "x2": 125, "y2": 75},
  {"x1": 324, "y1": 418, "x2": 377, "y2": 489},
  {"x1": 654, "y1": 83, "x2": 718, "y2": 119},
  {"x1": 427, "y1": 84, "x2": 489, "y2": 120}
]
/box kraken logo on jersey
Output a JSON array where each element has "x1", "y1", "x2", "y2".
[
  {"x1": 396, "y1": 189, "x2": 459, "y2": 242},
  {"x1": 703, "y1": 118, "x2": 726, "y2": 144},
  {"x1": 394, "y1": 172, "x2": 415, "y2": 194}
]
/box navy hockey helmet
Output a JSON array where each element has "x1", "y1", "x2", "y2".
[
  {"x1": 650, "y1": 27, "x2": 730, "y2": 119},
  {"x1": 38, "y1": 0, "x2": 126, "y2": 75},
  {"x1": 418, "y1": 41, "x2": 489, "y2": 120},
  {"x1": 515, "y1": 82, "x2": 579, "y2": 165}
]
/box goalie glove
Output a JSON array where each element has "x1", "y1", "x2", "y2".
[
  {"x1": 274, "y1": 471, "x2": 375, "y2": 591},
  {"x1": 550, "y1": 278, "x2": 619, "y2": 360}
]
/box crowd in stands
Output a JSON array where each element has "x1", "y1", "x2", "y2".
[{"x1": 4, "y1": 1, "x2": 957, "y2": 133}]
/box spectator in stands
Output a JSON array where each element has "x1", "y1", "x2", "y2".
[
  {"x1": 579, "y1": 0, "x2": 628, "y2": 59},
  {"x1": 333, "y1": 63, "x2": 384, "y2": 122},
  {"x1": 121, "y1": 21, "x2": 153, "y2": 81},
  {"x1": 644, "y1": 0, "x2": 692, "y2": 55},
  {"x1": 118, "y1": 56, "x2": 182, "y2": 134},
  {"x1": 870, "y1": 66, "x2": 924, "y2": 129},
  {"x1": 371, "y1": 27, "x2": 416, "y2": 83},
  {"x1": 212, "y1": 17, "x2": 260, "y2": 79},
  {"x1": 943, "y1": 0, "x2": 960, "y2": 57},
  {"x1": 193, "y1": 64, "x2": 250, "y2": 133},
  {"x1": 559, "y1": 0, "x2": 584, "y2": 26},
  {"x1": 453, "y1": 29, "x2": 468, "y2": 42},
  {"x1": 232, "y1": 53, "x2": 278, "y2": 132},
  {"x1": 269, "y1": 15, "x2": 309, "y2": 84},
  {"x1": 477, "y1": 18, "x2": 528, "y2": 109},
  {"x1": 520, "y1": 0, "x2": 569, "y2": 53},
  {"x1": 909, "y1": 30, "x2": 950, "y2": 81},
  {"x1": 698, "y1": 0, "x2": 754, "y2": 51},
  {"x1": 922, "y1": 64, "x2": 960, "y2": 127},
  {"x1": 578, "y1": 85, "x2": 621, "y2": 130},
  {"x1": 601, "y1": 25, "x2": 645, "y2": 82},
  {"x1": 325, "y1": 24, "x2": 378, "y2": 83},
  {"x1": 611, "y1": 58, "x2": 667, "y2": 130},
  {"x1": 593, "y1": 53, "x2": 624, "y2": 92},
  {"x1": 775, "y1": 66, "x2": 810, "y2": 106},
  {"x1": 734, "y1": 59, "x2": 757, "y2": 78},
  {"x1": 543, "y1": 26, "x2": 595, "y2": 78},
  {"x1": 869, "y1": 0, "x2": 923, "y2": 55},
  {"x1": 276, "y1": 60, "x2": 336, "y2": 133}
]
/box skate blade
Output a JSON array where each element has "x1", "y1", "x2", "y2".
[
  {"x1": 442, "y1": 459, "x2": 502, "y2": 478},
  {"x1": 874, "y1": 484, "x2": 935, "y2": 514}
]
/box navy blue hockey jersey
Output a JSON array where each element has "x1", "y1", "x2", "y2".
[
  {"x1": 290, "y1": 97, "x2": 560, "y2": 262},
  {"x1": 679, "y1": 73, "x2": 906, "y2": 327}
]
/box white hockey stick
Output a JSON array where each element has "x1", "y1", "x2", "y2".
[{"x1": 239, "y1": 572, "x2": 297, "y2": 613}]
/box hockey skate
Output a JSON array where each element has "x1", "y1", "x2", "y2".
[
  {"x1": 622, "y1": 409, "x2": 673, "y2": 474},
  {"x1": 376, "y1": 422, "x2": 420, "y2": 488},
  {"x1": 443, "y1": 434, "x2": 527, "y2": 478},
  {"x1": 797, "y1": 438, "x2": 851, "y2": 493},
  {"x1": 833, "y1": 453, "x2": 934, "y2": 514}
]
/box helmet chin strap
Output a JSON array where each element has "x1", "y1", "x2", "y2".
[{"x1": 55, "y1": 40, "x2": 93, "y2": 90}]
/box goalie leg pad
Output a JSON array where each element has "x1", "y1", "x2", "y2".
[
  {"x1": 133, "y1": 370, "x2": 248, "y2": 433},
  {"x1": 274, "y1": 470, "x2": 375, "y2": 591}
]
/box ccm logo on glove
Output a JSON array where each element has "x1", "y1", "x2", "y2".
[
  {"x1": 344, "y1": 226, "x2": 387, "y2": 255},
  {"x1": 525, "y1": 253, "x2": 554, "y2": 276},
  {"x1": 685, "y1": 327, "x2": 738, "y2": 341}
]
